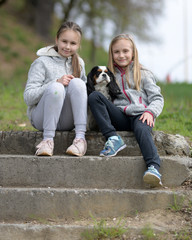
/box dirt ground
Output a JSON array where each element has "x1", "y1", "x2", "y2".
[
  {"x1": 78, "y1": 186, "x2": 192, "y2": 239},
  {"x1": 56, "y1": 180, "x2": 192, "y2": 239}
]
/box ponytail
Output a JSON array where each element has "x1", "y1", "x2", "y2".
[{"x1": 72, "y1": 53, "x2": 81, "y2": 78}]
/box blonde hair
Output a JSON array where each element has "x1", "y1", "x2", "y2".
[
  {"x1": 54, "y1": 21, "x2": 82, "y2": 78},
  {"x1": 108, "y1": 34, "x2": 141, "y2": 91}
]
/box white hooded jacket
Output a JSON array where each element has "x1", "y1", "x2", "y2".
[{"x1": 24, "y1": 46, "x2": 87, "y2": 120}]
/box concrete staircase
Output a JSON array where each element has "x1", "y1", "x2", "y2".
[{"x1": 0, "y1": 131, "x2": 191, "y2": 239}]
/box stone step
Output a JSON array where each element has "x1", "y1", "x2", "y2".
[
  {"x1": 0, "y1": 187, "x2": 185, "y2": 221},
  {"x1": 0, "y1": 131, "x2": 190, "y2": 156},
  {"x1": 0, "y1": 155, "x2": 191, "y2": 189},
  {"x1": 0, "y1": 222, "x2": 168, "y2": 240},
  {"x1": 0, "y1": 223, "x2": 89, "y2": 240}
]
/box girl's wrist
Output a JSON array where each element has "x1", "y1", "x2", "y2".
[{"x1": 56, "y1": 78, "x2": 62, "y2": 84}]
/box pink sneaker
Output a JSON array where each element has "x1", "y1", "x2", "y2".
[
  {"x1": 66, "y1": 138, "x2": 87, "y2": 157},
  {"x1": 35, "y1": 139, "x2": 54, "y2": 156}
]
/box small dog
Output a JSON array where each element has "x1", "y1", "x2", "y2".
[
  {"x1": 86, "y1": 66, "x2": 121, "y2": 130},
  {"x1": 87, "y1": 66, "x2": 121, "y2": 100}
]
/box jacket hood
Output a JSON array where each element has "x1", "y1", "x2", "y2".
[{"x1": 36, "y1": 45, "x2": 61, "y2": 57}]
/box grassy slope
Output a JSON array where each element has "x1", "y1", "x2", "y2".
[
  {"x1": 0, "y1": 5, "x2": 192, "y2": 142},
  {"x1": 0, "y1": 7, "x2": 46, "y2": 131},
  {"x1": 0, "y1": 5, "x2": 108, "y2": 131}
]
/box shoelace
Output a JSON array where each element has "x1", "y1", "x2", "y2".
[
  {"x1": 37, "y1": 140, "x2": 53, "y2": 149},
  {"x1": 74, "y1": 138, "x2": 83, "y2": 144},
  {"x1": 148, "y1": 166, "x2": 161, "y2": 177},
  {"x1": 105, "y1": 139, "x2": 116, "y2": 151}
]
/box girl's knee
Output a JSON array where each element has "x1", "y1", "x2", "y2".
[
  {"x1": 88, "y1": 91, "x2": 102, "y2": 104},
  {"x1": 45, "y1": 82, "x2": 65, "y2": 100},
  {"x1": 134, "y1": 122, "x2": 151, "y2": 138},
  {"x1": 88, "y1": 92, "x2": 96, "y2": 105},
  {"x1": 69, "y1": 78, "x2": 86, "y2": 90},
  {"x1": 88, "y1": 91, "x2": 102, "y2": 99}
]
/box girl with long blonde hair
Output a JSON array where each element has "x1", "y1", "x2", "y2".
[{"x1": 88, "y1": 33, "x2": 164, "y2": 187}]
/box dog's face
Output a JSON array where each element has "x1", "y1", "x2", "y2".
[
  {"x1": 90, "y1": 66, "x2": 111, "y2": 85},
  {"x1": 87, "y1": 66, "x2": 117, "y2": 96},
  {"x1": 87, "y1": 65, "x2": 121, "y2": 99}
]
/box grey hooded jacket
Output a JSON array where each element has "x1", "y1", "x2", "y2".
[
  {"x1": 113, "y1": 63, "x2": 164, "y2": 119},
  {"x1": 24, "y1": 46, "x2": 87, "y2": 120}
]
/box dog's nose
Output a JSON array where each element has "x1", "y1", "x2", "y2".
[{"x1": 102, "y1": 73, "x2": 106, "y2": 77}]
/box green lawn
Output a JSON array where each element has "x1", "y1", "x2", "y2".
[{"x1": 154, "y1": 82, "x2": 192, "y2": 141}]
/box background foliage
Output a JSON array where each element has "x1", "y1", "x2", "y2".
[
  {"x1": 0, "y1": 1, "x2": 192, "y2": 143},
  {"x1": 1, "y1": 0, "x2": 164, "y2": 63}
]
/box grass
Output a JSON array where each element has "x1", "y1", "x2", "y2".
[
  {"x1": 168, "y1": 196, "x2": 192, "y2": 240},
  {"x1": 81, "y1": 214, "x2": 192, "y2": 239},
  {"x1": 154, "y1": 82, "x2": 192, "y2": 141},
  {"x1": 81, "y1": 215, "x2": 127, "y2": 240},
  {"x1": 174, "y1": 229, "x2": 192, "y2": 240},
  {"x1": 141, "y1": 225, "x2": 157, "y2": 240},
  {"x1": 169, "y1": 194, "x2": 185, "y2": 212}
]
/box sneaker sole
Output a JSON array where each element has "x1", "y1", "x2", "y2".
[
  {"x1": 143, "y1": 172, "x2": 162, "y2": 187},
  {"x1": 66, "y1": 149, "x2": 85, "y2": 157},
  {"x1": 100, "y1": 144, "x2": 127, "y2": 157},
  {"x1": 36, "y1": 151, "x2": 53, "y2": 156}
]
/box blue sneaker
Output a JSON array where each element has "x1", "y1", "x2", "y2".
[
  {"x1": 100, "y1": 136, "x2": 127, "y2": 157},
  {"x1": 143, "y1": 165, "x2": 162, "y2": 187}
]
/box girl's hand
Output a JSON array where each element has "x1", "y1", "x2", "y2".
[
  {"x1": 57, "y1": 75, "x2": 74, "y2": 86},
  {"x1": 139, "y1": 112, "x2": 154, "y2": 127}
]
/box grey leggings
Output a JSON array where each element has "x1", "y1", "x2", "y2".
[{"x1": 31, "y1": 78, "x2": 87, "y2": 139}]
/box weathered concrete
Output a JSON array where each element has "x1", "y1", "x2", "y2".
[
  {"x1": 0, "y1": 155, "x2": 191, "y2": 189},
  {"x1": 0, "y1": 130, "x2": 191, "y2": 237},
  {"x1": 0, "y1": 131, "x2": 191, "y2": 156},
  {"x1": 0, "y1": 223, "x2": 91, "y2": 240},
  {"x1": 0, "y1": 223, "x2": 165, "y2": 240},
  {"x1": 0, "y1": 187, "x2": 185, "y2": 221}
]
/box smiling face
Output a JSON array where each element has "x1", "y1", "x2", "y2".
[
  {"x1": 56, "y1": 29, "x2": 81, "y2": 58},
  {"x1": 112, "y1": 39, "x2": 133, "y2": 69}
]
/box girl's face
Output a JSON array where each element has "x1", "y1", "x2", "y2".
[
  {"x1": 112, "y1": 39, "x2": 133, "y2": 68},
  {"x1": 56, "y1": 29, "x2": 81, "y2": 58}
]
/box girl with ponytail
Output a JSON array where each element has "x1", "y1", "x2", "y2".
[{"x1": 24, "y1": 21, "x2": 87, "y2": 157}]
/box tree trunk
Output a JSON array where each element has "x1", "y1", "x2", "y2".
[
  {"x1": 0, "y1": 0, "x2": 7, "y2": 6},
  {"x1": 63, "y1": 0, "x2": 77, "y2": 22},
  {"x1": 35, "y1": 0, "x2": 54, "y2": 40}
]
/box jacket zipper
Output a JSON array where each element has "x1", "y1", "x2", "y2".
[{"x1": 114, "y1": 64, "x2": 131, "y2": 104}]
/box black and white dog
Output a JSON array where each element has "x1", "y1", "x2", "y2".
[
  {"x1": 86, "y1": 66, "x2": 121, "y2": 130},
  {"x1": 87, "y1": 66, "x2": 121, "y2": 100}
]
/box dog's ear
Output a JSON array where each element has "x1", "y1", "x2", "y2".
[
  {"x1": 86, "y1": 71, "x2": 96, "y2": 96},
  {"x1": 107, "y1": 69, "x2": 122, "y2": 100},
  {"x1": 107, "y1": 67, "x2": 116, "y2": 82},
  {"x1": 108, "y1": 81, "x2": 121, "y2": 100}
]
